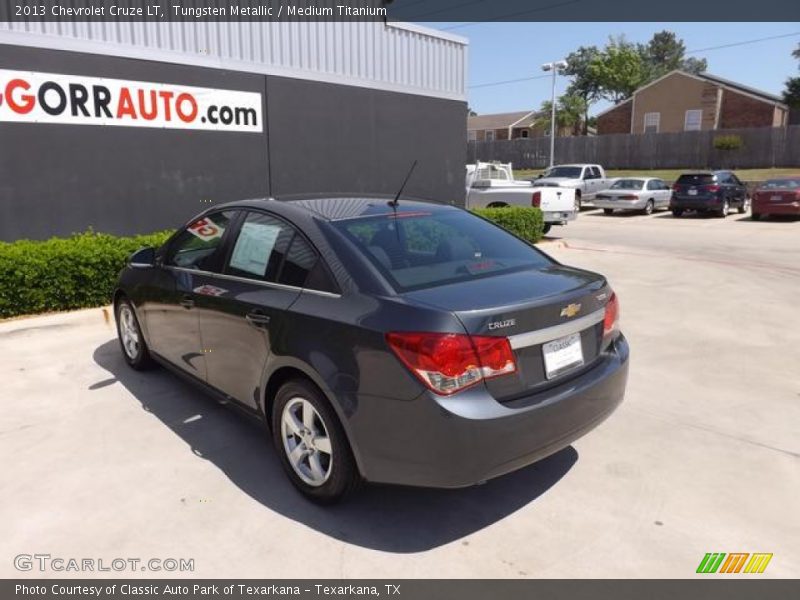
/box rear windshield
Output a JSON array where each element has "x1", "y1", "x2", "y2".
[
  {"x1": 611, "y1": 179, "x2": 645, "y2": 190},
  {"x1": 676, "y1": 174, "x2": 715, "y2": 185},
  {"x1": 333, "y1": 210, "x2": 553, "y2": 292},
  {"x1": 763, "y1": 179, "x2": 800, "y2": 189}
]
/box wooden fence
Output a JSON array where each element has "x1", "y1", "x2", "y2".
[{"x1": 467, "y1": 126, "x2": 800, "y2": 170}]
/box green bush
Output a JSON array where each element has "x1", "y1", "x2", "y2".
[
  {"x1": 472, "y1": 206, "x2": 544, "y2": 244},
  {"x1": 0, "y1": 230, "x2": 173, "y2": 319},
  {"x1": 713, "y1": 134, "x2": 744, "y2": 151}
]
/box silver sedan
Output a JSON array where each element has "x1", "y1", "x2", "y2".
[{"x1": 594, "y1": 178, "x2": 672, "y2": 215}]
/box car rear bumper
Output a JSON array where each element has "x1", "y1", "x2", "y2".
[
  {"x1": 542, "y1": 210, "x2": 578, "y2": 223},
  {"x1": 348, "y1": 334, "x2": 629, "y2": 488},
  {"x1": 752, "y1": 201, "x2": 800, "y2": 215},
  {"x1": 670, "y1": 197, "x2": 719, "y2": 210}
]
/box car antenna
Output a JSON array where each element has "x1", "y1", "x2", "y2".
[{"x1": 388, "y1": 160, "x2": 418, "y2": 207}]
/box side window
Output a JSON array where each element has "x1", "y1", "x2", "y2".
[
  {"x1": 166, "y1": 211, "x2": 237, "y2": 271},
  {"x1": 718, "y1": 173, "x2": 733, "y2": 185},
  {"x1": 646, "y1": 180, "x2": 659, "y2": 191},
  {"x1": 226, "y1": 212, "x2": 294, "y2": 281},
  {"x1": 278, "y1": 235, "x2": 318, "y2": 288}
]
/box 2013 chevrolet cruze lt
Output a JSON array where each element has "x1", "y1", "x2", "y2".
[{"x1": 114, "y1": 197, "x2": 629, "y2": 503}]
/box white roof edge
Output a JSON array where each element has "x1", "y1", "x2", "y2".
[
  {"x1": 386, "y1": 21, "x2": 468, "y2": 45},
  {"x1": 508, "y1": 110, "x2": 538, "y2": 128},
  {"x1": 0, "y1": 28, "x2": 466, "y2": 102}
]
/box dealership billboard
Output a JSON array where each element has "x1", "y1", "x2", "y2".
[{"x1": 0, "y1": 69, "x2": 263, "y2": 132}]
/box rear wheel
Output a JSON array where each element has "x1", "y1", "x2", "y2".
[
  {"x1": 672, "y1": 209, "x2": 683, "y2": 218},
  {"x1": 717, "y1": 199, "x2": 730, "y2": 218},
  {"x1": 272, "y1": 379, "x2": 360, "y2": 504},
  {"x1": 115, "y1": 298, "x2": 154, "y2": 370},
  {"x1": 574, "y1": 192, "x2": 582, "y2": 211},
  {"x1": 643, "y1": 199, "x2": 655, "y2": 215},
  {"x1": 542, "y1": 223, "x2": 552, "y2": 235},
  {"x1": 738, "y1": 197, "x2": 750, "y2": 214},
  {"x1": 751, "y1": 213, "x2": 761, "y2": 221},
  {"x1": 486, "y1": 202, "x2": 509, "y2": 208},
  {"x1": 603, "y1": 209, "x2": 614, "y2": 215}
]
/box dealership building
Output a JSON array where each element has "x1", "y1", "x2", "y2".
[{"x1": 0, "y1": 20, "x2": 467, "y2": 241}]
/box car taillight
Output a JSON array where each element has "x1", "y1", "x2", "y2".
[
  {"x1": 705, "y1": 185, "x2": 721, "y2": 192},
  {"x1": 386, "y1": 331, "x2": 516, "y2": 395},
  {"x1": 531, "y1": 191, "x2": 541, "y2": 208},
  {"x1": 619, "y1": 194, "x2": 638, "y2": 200},
  {"x1": 603, "y1": 292, "x2": 620, "y2": 339}
]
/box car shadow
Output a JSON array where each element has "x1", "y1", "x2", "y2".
[{"x1": 92, "y1": 340, "x2": 578, "y2": 553}]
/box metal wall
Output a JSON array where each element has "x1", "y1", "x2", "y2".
[
  {"x1": 467, "y1": 126, "x2": 800, "y2": 171},
  {"x1": 0, "y1": 20, "x2": 467, "y2": 101},
  {"x1": 0, "y1": 42, "x2": 467, "y2": 241}
]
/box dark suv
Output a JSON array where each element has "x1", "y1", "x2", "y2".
[{"x1": 670, "y1": 171, "x2": 750, "y2": 218}]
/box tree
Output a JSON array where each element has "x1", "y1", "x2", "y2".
[
  {"x1": 639, "y1": 31, "x2": 707, "y2": 80},
  {"x1": 588, "y1": 37, "x2": 648, "y2": 103},
  {"x1": 563, "y1": 46, "x2": 602, "y2": 134},
  {"x1": 784, "y1": 45, "x2": 800, "y2": 109},
  {"x1": 538, "y1": 93, "x2": 588, "y2": 136},
  {"x1": 467, "y1": 105, "x2": 477, "y2": 117}
]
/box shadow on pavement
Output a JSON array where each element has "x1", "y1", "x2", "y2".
[{"x1": 92, "y1": 339, "x2": 578, "y2": 553}]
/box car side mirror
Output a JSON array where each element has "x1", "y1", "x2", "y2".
[{"x1": 129, "y1": 247, "x2": 156, "y2": 268}]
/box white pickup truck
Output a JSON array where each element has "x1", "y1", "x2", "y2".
[
  {"x1": 529, "y1": 164, "x2": 612, "y2": 209},
  {"x1": 465, "y1": 162, "x2": 577, "y2": 234}
]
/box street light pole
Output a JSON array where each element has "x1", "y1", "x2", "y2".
[{"x1": 541, "y1": 60, "x2": 568, "y2": 168}]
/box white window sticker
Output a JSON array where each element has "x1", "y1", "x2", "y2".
[{"x1": 229, "y1": 221, "x2": 281, "y2": 277}]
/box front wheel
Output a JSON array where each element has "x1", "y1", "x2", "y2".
[
  {"x1": 272, "y1": 379, "x2": 360, "y2": 504},
  {"x1": 751, "y1": 213, "x2": 762, "y2": 221},
  {"x1": 115, "y1": 298, "x2": 154, "y2": 370},
  {"x1": 672, "y1": 209, "x2": 683, "y2": 218}
]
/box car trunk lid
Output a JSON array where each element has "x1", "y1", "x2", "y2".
[{"x1": 404, "y1": 265, "x2": 611, "y2": 401}]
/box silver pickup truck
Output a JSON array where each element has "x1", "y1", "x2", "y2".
[
  {"x1": 529, "y1": 164, "x2": 613, "y2": 209},
  {"x1": 465, "y1": 162, "x2": 577, "y2": 234}
]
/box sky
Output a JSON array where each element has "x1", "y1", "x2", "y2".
[{"x1": 419, "y1": 22, "x2": 800, "y2": 116}]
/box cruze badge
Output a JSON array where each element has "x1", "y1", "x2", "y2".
[
  {"x1": 488, "y1": 319, "x2": 516, "y2": 330},
  {"x1": 560, "y1": 303, "x2": 581, "y2": 318}
]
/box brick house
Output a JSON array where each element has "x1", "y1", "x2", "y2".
[
  {"x1": 467, "y1": 110, "x2": 538, "y2": 142},
  {"x1": 597, "y1": 70, "x2": 789, "y2": 135}
]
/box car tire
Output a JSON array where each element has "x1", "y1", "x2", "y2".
[
  {"x1": 717, "y1": 199, "x2": 729, "y2": 218},
  {"x1": 542, "y1": 223, "x2": 552, "y2": 235},
  {"x1": 115, "y1": 297, "x2": 155, "y2": 370},
  {"x1": 271, "y1": 379, "x2": 360, "y2": 504},
  {"x1": 575, "y1": 192, "x2": 582, "y2": 211},
  {"x1": 643, "y1": 200, "x2": 655, "y2": 216},
  {"x1": 738, "y1": 197, "x2": 750, "y2": 214},
  {"x1": 603, "y1": 209, "x2": 614, "y2": 215},
  {"x1": 672, "y1": 209, "x2": 683, "y2": 218},
  {"x1": 751, "y1": 212, "x2": 761, "y2": 221}
]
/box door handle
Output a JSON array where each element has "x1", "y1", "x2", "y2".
[
  {"x1": 180, "y1": 295, "x2": 195, "y2": 309},
  {"x1": 246, "y1": 310, "x2": 271, "y2": 328}
]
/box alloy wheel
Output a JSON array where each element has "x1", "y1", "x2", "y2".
[
  {"x1": 280, "y1": 397, "x2": 333, "y2": 487},
  {"x1": 119, "y1": 304, "x2": 140, "y2": 360}
]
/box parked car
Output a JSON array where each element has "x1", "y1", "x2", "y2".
[
  {"x1": 465, "y1": 162, "x2": 577, "y2": 234},
  {"x1": 528, "y1": 164, "x2": 612, "y2": 209},
  {"x1": 670, "y1": 171, "x2": 750, "y2": 218},
  {"x1": 751, "y1": 177, "x2": 800, "y2": 220},
  {"x1": 594, "y1": 178, "x2": 672, "y2": 215},
  {"x1": 114, "y1": 197, "x2": 629, "y2": 503}
]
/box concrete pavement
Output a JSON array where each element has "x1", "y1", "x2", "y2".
[{"x1": 1, "y1": 210, "x2": 798, "y2": 578}]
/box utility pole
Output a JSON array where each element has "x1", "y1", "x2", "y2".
[{"x1": 541, "y1": 60, "x2": 568, "y2": 167}]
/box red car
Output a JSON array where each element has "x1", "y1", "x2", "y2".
[{"x1": 752, "y1": 177, "x2": 800, "y2": 220}]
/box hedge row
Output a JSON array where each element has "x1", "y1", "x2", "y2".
[
  {"x1": 472, "y1": 206, "x2": 545, "y2": 244},
  {"x1": 0, "y1": 230, "x2": 173, "y2": 319},
  {"x1": 0, "y1": 207, "x2": 544, "y2": 319}
]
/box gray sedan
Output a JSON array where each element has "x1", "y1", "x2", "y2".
[{"x1": 594, "y1": 178, "x2": 672, "y2": 215}]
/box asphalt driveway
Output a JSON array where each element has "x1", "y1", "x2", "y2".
[{"x1": 1, "y1": 210, "x2": 798, "y2": 578}]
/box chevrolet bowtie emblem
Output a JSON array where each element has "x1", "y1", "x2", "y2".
[{"x1": 560, "y1": 303, "x2": 581, "y2": 318}]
